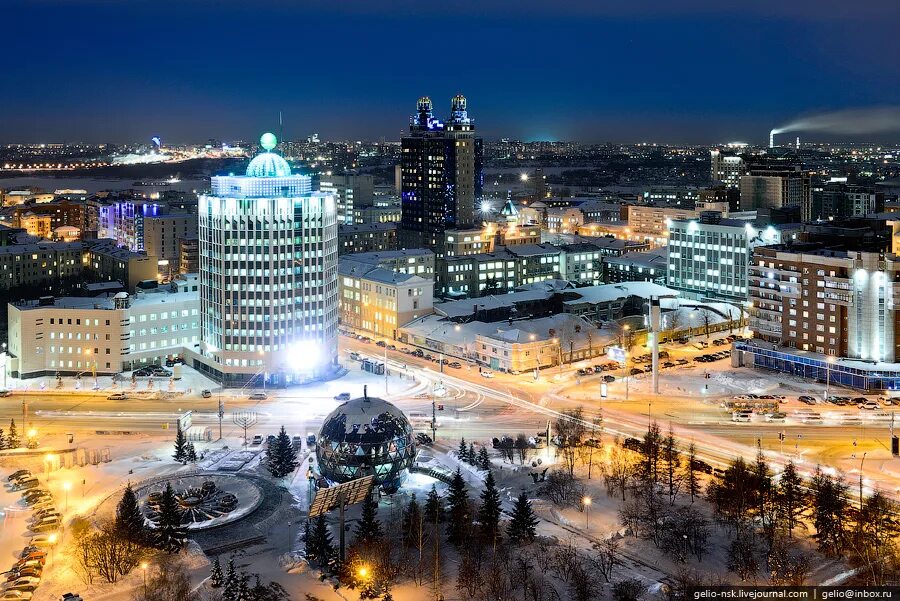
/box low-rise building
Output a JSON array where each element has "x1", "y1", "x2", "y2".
[
  {"x1": 82, "y1": 239, "x2": 158, "y2": 291},
  {"x1": 338, "y1": 223, "x2": 398, "y2": 254},
  {"x1": 605, "y1": 248, "x2": 669, "y2": 284},
  {"x1": 338, "y1": 263, "x2": 434, "y2": 339},
  {"x1": 7, "y1": 288, "x2": 200, "y2": 378},
  {"x1": 340, "y1": 249, "x2": 435, "y2": 278}
]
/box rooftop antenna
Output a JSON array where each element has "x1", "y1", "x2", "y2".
[
  {"x1": 363, "y1": 385, "x2": 368, "y2": 401},
  {"x1": 279, "y1": 111, "x2": 284, "y2": 150}
]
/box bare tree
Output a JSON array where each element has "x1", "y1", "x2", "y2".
[
  {"x1": 555, "y1": 407, "x2": 587, "y2": 476},
  {"x1": 549, "y1": 539, "x2": 579, "y2": 583},
  {"x1": 514, "y1": 433, "x2": 530, "y2": 465},
  {"x1": 604, "y1": 438, "x2": 637, "y2": 501},
  {"x1": 683, "y1": 442, "x2": 702, "y2": 503},
  {"x1": 540, "y1": 469, "x2": 584, "y2": 507},
  {"x1": 662, "y1": 425, "x2": 682, "y2": 504},
  {"x1": 590, "y1": 537, "x2": 620, "y2": 583},
  {"x1": 131, "y1": 555, "x2": 192, "y2": 601}
]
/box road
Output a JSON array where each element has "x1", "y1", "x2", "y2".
[{"x1": 2, "y1": 332, "x2": 899, "y2": 499}]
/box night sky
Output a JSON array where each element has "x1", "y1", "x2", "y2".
[{"x1": 6, "y1": 0, "x2": 900, "y2": 145}]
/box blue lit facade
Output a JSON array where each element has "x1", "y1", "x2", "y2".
[
  {"x1": 734, "y1": 342, "x2": 900, "y2": 392},
  {"x1": 400, "y1": 95, "x2": 483, "y2": 253},
  {"x1": 195, "y1": 135, "x2": 339, "y2": 386},
  {"x1": 98, "y1": 200, "x2": 165, "y2": 251}
]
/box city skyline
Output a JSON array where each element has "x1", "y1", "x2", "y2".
[{"x1": 5, "y1": 0, "x2": 900, "y2": 145}]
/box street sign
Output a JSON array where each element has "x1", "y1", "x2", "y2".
[
  {"x1": 308, "y1": 475, "x2": 374, "y2": 518},
  {"x1": 607, "y1": 346, "x2": 626, "y2": 364}
]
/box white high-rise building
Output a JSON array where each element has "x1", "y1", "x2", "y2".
[{"x1": 196, "y1": 133, "x2": 339, "y2": 385}]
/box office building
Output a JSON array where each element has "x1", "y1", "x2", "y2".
[
  {"x1": 195, "y1": 133, "x2": 339, "y2": 385},
  {"x1": 806, "y1": 179, "x2": 884, "y2": 222},
  {"x1": 142, "y1": 212, "x2": 198, "y2": 279},
  {"x1": 400, "y1": 95, "x2": 483, "y2": 252},
  {"x1": 739, "y1": 161, "x2": 809, "y2": 217},
  {"x1": 667, "y1": 212, "x2": 781, "y2": 302},
  {"x1": 320, "y1": 174, "x2": 375, "y2": 225},
  {"x1": 710, "y1": 149, "x2": 745, "y2": 189}
]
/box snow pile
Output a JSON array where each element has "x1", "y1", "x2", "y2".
[{"x1": 279, "y1": 553, "x2": 310, "y2": 575}]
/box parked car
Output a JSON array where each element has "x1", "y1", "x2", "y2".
[
  {"x1": 248, "y1": 392, "x2": 268, "y2": 401},
  {"x1": 480, "y1": 370, "x2": 494, "y2": 378},
  {"x1": 13, "y1": 479, "x2": 40, "y2": 491},
  {"x1": 860, "y1": 400, "x2": 880, "y2": 411},
  {"x1": 448, "y1": 362, "x2": 462, "y2": 369},
  {"x1": 291, "y1": 436, "x2": 303, "y2": 449},
  {"x1": 201, "y1": 389, "x2": 212, "y2": 398},
  {"x1": 630, "y1": 368, "x2": 643, "y2": 376},
  {"x1": 106, "y1": 392, "x2": 128, "y2": 400},
  {"x1": 27, "y1": 535, "x2": 58, "y2": 548},
  {"x1": 334, "y1": 392, "x2": 351, "y2": 401},
  {"x1": 7, "y1": 470, "x2": 31, "y2": 482},
  {"x1": 602, "y1": 375, "x2": 616, "y2": 383},
  {"x1": 1, "y1": 591, "x2": 34, "y2": 600},
  {"x1": 251, "y1": 435, "x2": 263, "y2": 446},
  {"x1": 0, "y1": 390, "x2": 12, "y2": 397},
  {"x1": 306, "y1": 433, "x2": 317, "y2": 445},
  {"x1": 798, "y1": 395, "x2": 817, "y2": 405}
]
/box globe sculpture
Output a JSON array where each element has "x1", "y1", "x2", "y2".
[{"x1": 316, "y1": 390, "x2": 417, "y2": 493}]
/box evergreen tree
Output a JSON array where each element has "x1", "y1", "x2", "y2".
[
  {"x1": 8, "y1": 419, "x2": 19, "y2": 448},
  {"x1": 445, "y1": 468, "x2": 471, "y2": 546},
  {"x1": 477, "y1": 446, "x2": 491, "y2": 470},
  {"x1": 810, "y1": 467, "x2": 849, "y2": 557},
  {"x1": 222, "y1": 557, "x2": 239, "y2": 601},
  {"x1": 777, "y1": 461, "x2": 805, "y2": 538},
  {"x1": 173, "y1": 426, "x2": 187, "y2": 462},
  {"x1": 382, "y1": 592, "x2": 394, "y2": 601},
  {"x1": 402, "y1": 493, "x2": 422, "y2": 547},
  {"x1": 237, "y1": 573, "x2": 251, "y2": 601},
  {"x1": 306, "y1": 515, "x2": 335, "y2": 567},
  {"x1": 457, "y1": 438, "x2": 468, "y2": 462},
  {"x1": 424, "y1": 484, "x2": 443, "y2": 524},
  {"x1": 468, "y1": 443, "x2": 476, "y2": 465},
  {"x1": 507, "y1": 492, "x2": 539, "y2": 544},
  {"x1": 478, "y1": 471, "x2": 502, "y2": 543},
  {"x1": 114, "y1": 484, "x2": 147, "y2": 544},
  {"x1": 354, "y1": 492, "x2": 383, "y2": 546},
  {"x1": 265, "y1": 425, "x2": 299, "y2": 478},
  {"x1": 185, "y1": 442, "x2": 198, "y2": 463},
  {"x1": 210, "y1": 557, "x2": 224, "y2": 588},
  {"x1": 0, "y1": 428, "x2": 7, "y2": 450},
  {"x1": 683, "y1": 442, "x2": 701, "y2": 503},
  {"x1": 154, "y1": 481, "x2": 188, "y2": 553}
]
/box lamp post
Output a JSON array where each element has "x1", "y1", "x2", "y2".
[
  {"x1": 258, "y1": 349, "x2": 267, "y2": 391},
  {"x1": 582, "y1": 496, "x2": 591, "y2": 529},
  {"x1": 825, "y1": 355, "x2": 837, "y2": 401},
  {"x1": 859, "y1": 452, "x2": 867, "y2": 511},
  {"x1": 141, "y1": 562, "x2": 148, "y2": 595},
  {"x1": 63, "y1": 481, "x2": 71, "y2": 513}
]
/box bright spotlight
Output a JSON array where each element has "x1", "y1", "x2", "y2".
[
  {"x1": 520, "y1": 173, "x2": 529, "y2": 182},
  {"x1": 292, "y1": 340, "x2": 322, "y2": 368},
  {"x1": 480, "y1": 200, "x2": 492, "y2": 214}
]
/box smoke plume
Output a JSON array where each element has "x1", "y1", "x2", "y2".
[{"x1": 772, "y1": 106, "x2": 900, "y2": 136}]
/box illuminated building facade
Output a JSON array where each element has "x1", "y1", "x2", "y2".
[
  {"x1": 196, "y1": 134, "x2": 339, "y2": 385},
  {"x1": 667, "y1": 212, "x2": 781, "y2": 303},
  {"x1": 749, "y1": 246, "x2": 900, "y2": 361},
  {"x1": 400, "y1": 95, "x2": 483, "y2": 253}
]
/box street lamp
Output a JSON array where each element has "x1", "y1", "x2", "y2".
[
  {"x1": 44, "y1": 453, "x2": 55, "y2": 482},
  {"x1": 63, "y1": 481, "x2": 71, "y2": 513},
  {"x1": 859, "y1": 452, "x2": 867, "y2": 511},
  {"x1": 48, "y1": 533, "x2": 58, "y2": 564},
  {"x1": 141, "y1": 562, "x2": 149, "y2": 595},
  {"x1": 825, "y1": 355, "x2": 837, "y2": 401},
  {"x1": 582, "y1": 496, "x2": 591, "y2": 529}
]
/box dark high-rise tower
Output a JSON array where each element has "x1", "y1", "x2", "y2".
[{"x1": 400, "y1": 95, "x2": 483, "y2": 253}]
